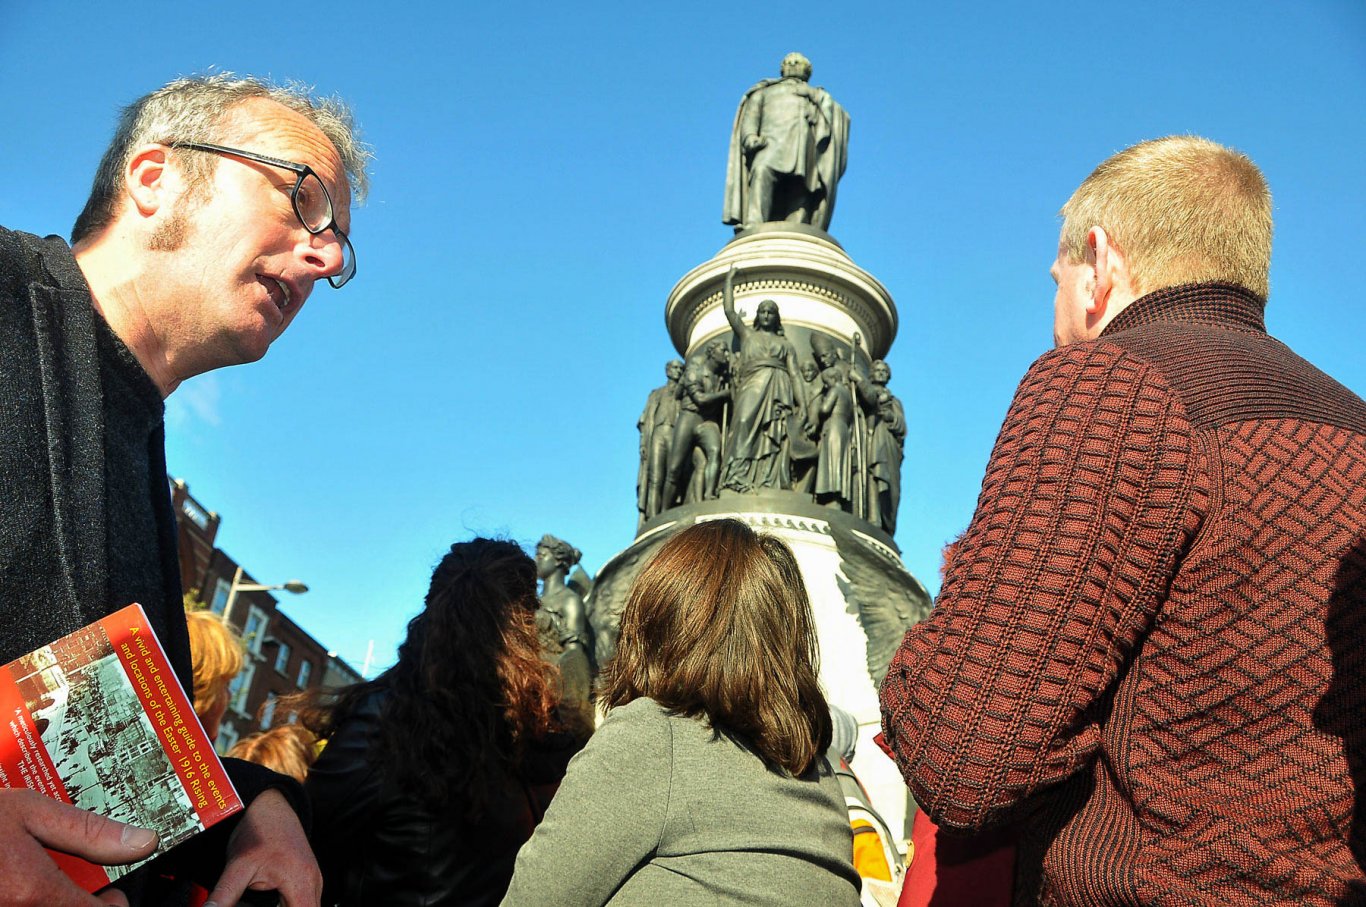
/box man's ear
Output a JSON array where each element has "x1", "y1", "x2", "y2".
[
  {"x1": 1087, "y1": 226, "x2": 1114, "y2": 315},
  {"x1": 125, "y1": 144, "x2": 175, "y2": 217}
]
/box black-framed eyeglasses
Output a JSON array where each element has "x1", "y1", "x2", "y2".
[{"x1": 171, "y1": 141, "x2": 356, "y2": 288}]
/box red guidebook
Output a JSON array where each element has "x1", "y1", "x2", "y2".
[{"x1": 0, "y1": 603, "x2": 243, "y2": 891}]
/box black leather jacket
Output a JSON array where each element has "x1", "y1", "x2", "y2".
[{"x1": 306, "y1": 690, "x2": 582, "y2": 907}]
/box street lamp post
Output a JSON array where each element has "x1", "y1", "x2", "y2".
[{"x1": 222, "y1": 564, "x2": 308, "y2": 632}]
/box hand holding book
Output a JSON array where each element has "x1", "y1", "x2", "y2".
[
  {"x1": 0, "y1": 604, "x2": 243, "y2": 898},
  {"x1": 0, "y1": 787, "x2": 155, "y2": 906}
]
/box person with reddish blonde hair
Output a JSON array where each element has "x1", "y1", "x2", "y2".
[
  {"x1": 502, "y1": 518, "x2": 860, "y2": 907},
  {"x1": 184, "y1": 608, "x2": 244, "y2": 740},
  {"x1": 227, "y1": 724, "x2": 318, "y2": 784}
]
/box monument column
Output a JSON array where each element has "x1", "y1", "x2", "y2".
[{"x1": 594, "y1": 54, "x2": 928, "y2": 842}]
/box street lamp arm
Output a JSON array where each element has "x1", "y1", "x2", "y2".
[
  {"x1": 232, "y1": 580, "x2": 309, "y2": 594},
  {"x1": 222, "y1": 565, "x2": 310, "y2": 632}
]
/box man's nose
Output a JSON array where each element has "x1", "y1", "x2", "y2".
[{"x1": 299, "y1": 229, "x2": 345, "y2": 279}]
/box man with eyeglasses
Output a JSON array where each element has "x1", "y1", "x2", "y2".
[{"x1": 0, "y1": 73, "x2": 369, "y2": 906}]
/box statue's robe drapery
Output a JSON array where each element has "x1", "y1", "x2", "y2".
[
  {"x1": 865, "y1": 393, "x2": 906, "y2": 534},
  {"x1": 722, "y1": 77, "x2": 850, "y2": 230},
  {"x1": 814, "y1": 374, "x2": 854, "y2": 502},
  {"x1": 721, "y1": 332, "x2": 799, "y2": 493}
]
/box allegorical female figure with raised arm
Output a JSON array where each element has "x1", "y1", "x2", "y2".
[
  {"x1": 536, "y1": 535, "x2": 594, "y2": 730},
  {"x1": 719, "y1": 265, "x2": 807, "y2": 493}
]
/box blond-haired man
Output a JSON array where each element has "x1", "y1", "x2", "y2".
[
  {"x1": 880, "y1": 136, "x2": 1366, "y2": 904},
  {"x1": 1, "y1": 73, "x2": 369, "y2": 906}
]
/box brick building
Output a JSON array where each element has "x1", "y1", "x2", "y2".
[{"x1": 170, "y1": 479, "x2": 362, "y2": 753}]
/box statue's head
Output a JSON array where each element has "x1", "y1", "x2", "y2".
[
  {"x1": 752, "y1": 299, "x2": 783, "y2": 334},
  {"x1": 705, "y1": 339, "x2": 730, "y2": 369},
  {"x1": 665, "y1": 359, "x2": 684, "y2": 382},
  {"x1": 781, "y1": 53, "x2": 812, "y2": 82},
  {"x1": 810, "y1": 332, "x2": 840, "y2": 369},
  {"x1": 800, "y1": 359, "x2": 818, "y2": 382},
  {"x1": 535, "y1": 534, "x2": 582, "y2": 580},
  {"x1": 871, "y1": 360, "x2": 891, "y2": 385}
]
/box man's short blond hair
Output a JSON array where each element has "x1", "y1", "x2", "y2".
[
  {"x1": 1060, "y1": 136, "x2": 1272, "y2": 298},
  {"x1": 186, "y1": 609, "x2": 245, "y2": 721}
]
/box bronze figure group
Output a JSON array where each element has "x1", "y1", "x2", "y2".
[{"x1": 636, "y1": 267, "x2": 905, "y2": 534}]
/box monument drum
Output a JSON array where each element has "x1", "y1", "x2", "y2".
[{"x1": 723, "y1": 52, "x2": 850, "y2": 231}]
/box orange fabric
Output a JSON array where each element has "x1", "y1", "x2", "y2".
[{"x1": 851, "y1": 819, "x2": 892, "y2": 882}]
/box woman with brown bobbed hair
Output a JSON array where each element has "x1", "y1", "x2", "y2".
[
  {"x1": 502, "y1": 519, "x2": 861, "y2": 906},
  {"x1": 301, "y1": 538, "x2": 587, "y2": 907}
]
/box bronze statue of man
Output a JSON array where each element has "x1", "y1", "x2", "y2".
[
  {"x1": 722, "y1": 52, "x2": 850, "y2": 232},
  {"x1": 637, "y1": 359, "x2": 685, "y2": 526},
  {"x1": 854, "y1": 360, "x2": 906, "y2": 534},
  {"x1": 662, "y1": 340, "x2": 731, "y2": 507}
]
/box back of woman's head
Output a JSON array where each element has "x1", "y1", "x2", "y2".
[
  {"x1": 601, "y1": 519, "x2": 831, "y2": 776},
  {"x1": 402, "y1": 538, "x2": 541, "y2": 689},
  {"x1": 305, "y1": 538, "x2": 559, "y2": 815}
]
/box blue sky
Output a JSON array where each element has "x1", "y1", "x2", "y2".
[{"x1": 2, "y1": 1, "x2": 1362, "y2": 676}]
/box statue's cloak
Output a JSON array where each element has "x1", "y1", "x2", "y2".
[{"x1": 722, "y1": 78, "x2": 850, "y2": 230}]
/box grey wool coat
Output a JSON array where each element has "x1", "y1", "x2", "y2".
[{"x1": 501, "y1": 697, "x2": 862, "y2": 907}]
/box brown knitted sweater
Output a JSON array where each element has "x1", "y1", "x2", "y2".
[{"x1": 880, "y1": 283, "x2": 1366, "y2": 905}]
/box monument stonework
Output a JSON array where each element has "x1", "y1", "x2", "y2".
[{"x1": 597, "y1": 54, "x2": 929, "y2": 840}]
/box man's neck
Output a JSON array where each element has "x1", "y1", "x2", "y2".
[{"x1": 72, "y1": 234, "x2": 180, "y2": 397}]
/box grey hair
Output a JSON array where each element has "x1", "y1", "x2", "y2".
[{"x1": 72, "y1": 72, "x2": 372, "y2": 243}]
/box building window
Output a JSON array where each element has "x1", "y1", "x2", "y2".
[
  {"x1": 228, "y1": 662, "x2": 256, "y2": 717},
  {"x1": 273, "y1": 642, "x2": 292, "y2": 674},
  {"x1": 296, "y1": 660, "x2": 313, "y2": 689},
  {"x1": 210, "y1": 577, "x2": 231, "y2": 614},
  {"x1": 243, "y1": 606, "x2": 269, "y2": 654},
  {"x1": 216, "y1": 724, "x2": 239, "y2": 756},
  {"x1": 260, "y1": 692, "x2": 278, "y2": 730}
]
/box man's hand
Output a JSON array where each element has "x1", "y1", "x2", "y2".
[
  {"x1": 0, "y1": 788, "x2": 157, "y2": 907},
  {"x1": 203, "y1": 790, "x2": 321, "y2": 907}
]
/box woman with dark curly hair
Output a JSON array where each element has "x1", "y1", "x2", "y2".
[
  {"x1": 301, "y1": 538, "x2": 586, "y2": 907},
  {"x1": 502, "y1": 519, "x2": 861, "y2": 906}
]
